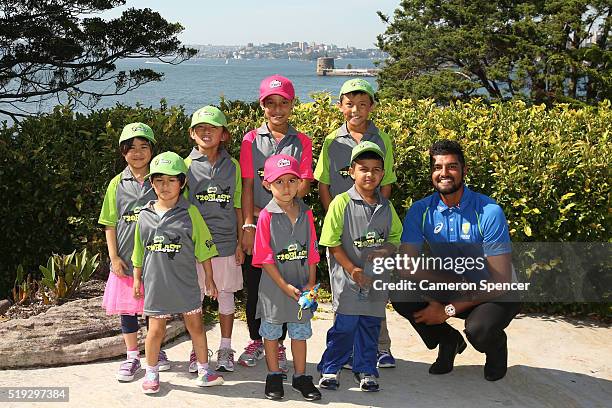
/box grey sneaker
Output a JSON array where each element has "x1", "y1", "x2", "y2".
[
  {"x1": 116, "y1": 358, "x2": 141, "y2": 382},
  {"x1": 215, "y1": 347, "x2": 235, "y2": 372},
  {"x1": 354, "y1": 372, "x2": 379, "y2": 392},
  {"x1": 238, "y1": 339, "x2": 264, "y2": 367},
  {"x1": 158, "y1": 350, "x2": 171, "y2": 371}
]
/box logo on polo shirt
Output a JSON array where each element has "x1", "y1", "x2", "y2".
[
  {"x1": 205, "y1": 239, "x2": 215, "y2": 249},
  {"x1": 269, "y1": 79, "x2": 282, "y2": 88},
  {"x1": 353, "y1": 231, "x2": 385, "y2": 248},
  {"x1": 276, "y1": 241, "x2": 308, "y2": 265},
  {"x1": 122, "y1": 206, "x2": 143, "y2": 223},
  {"x1": 434, "y1": 222, "x2": 443, "y2": 234},
  {"x1": 461, "y1": 222, "x2": 471, "y2": 240},
  {"x1": 195, "y1": 185, "x2": 231, "y2": 208},
  {"x1": 146, "y1": 235, "x2": 182, "y2": 260},
  {"x1": 338, "y1": 166, "x2": 351, "y2": 179}
]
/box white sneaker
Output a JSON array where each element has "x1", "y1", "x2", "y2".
[{"x1": 215, "y1": 347, "x2": 235, "y2": 372}]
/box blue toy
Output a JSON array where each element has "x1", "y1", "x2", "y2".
[{"x1": 297, "y1": 283, "x2": 320, "y2": 320}]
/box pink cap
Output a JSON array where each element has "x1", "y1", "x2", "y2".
[
  {"x1": 264, "y1": 154, "x2": 300, "y2": 182},
  {"x1": 259, "y1": 75, "x2": 295, "y2": 102}
]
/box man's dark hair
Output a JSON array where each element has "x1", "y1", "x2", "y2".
[
  {"x1": 340, "y1": 90, "x2": 376, "y2": 104},
  {"x1": 150, "y1": 173, "x2": 187, "y2": 193},
  {"x1": 429, "y1": 140, "x2": 465, "y2": 168},
  {"x1": 119, "y1": 136, "x2": 154, "y2": 156},
  {"x1": 351, "y1": 151, "x2": 384, "y2": 167}
]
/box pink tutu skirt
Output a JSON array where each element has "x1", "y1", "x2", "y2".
[
  {"x1": 197, "y1": 255, "x2": 244, "y2": 298},
  {"x1": 102, "y1": 272, "x2": 144, "y2": 315}
]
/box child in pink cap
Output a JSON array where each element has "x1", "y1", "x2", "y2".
[
  {"x1": 238, "y1": 75, "x2": 314, "y2": 372},
  {"x1": 252, "y1": 154, "x2": 321, "y2": 401}
]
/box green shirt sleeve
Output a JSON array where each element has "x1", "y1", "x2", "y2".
[
  {"x1": 131, "y1": 219, "x2": 144, "y2": 267},
  {"x1": 98, "y1": 173, "x2": 122, "y2": 227},
  {"x1": 188, "y1": 205, "x2": 219, "y2": 262},
  {"x1": 319, "y1": 192, "x2": 350, "y2": 247},
  {"x1": 388, "y1": 203, "x2": 403, "y2": 245},
  {"x1": 313, "y1": 132, "x2": 333, "y2": 184},
  {"x1": 232, "y1": 158, "x2": 242, "y2": 209},
  {"x1": 380, "y1": 131, "x2": 397, "y2": 186}
]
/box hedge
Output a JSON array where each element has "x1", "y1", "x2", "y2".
[{"x1": 0, "y1": 97, "x2": 609, "y2": 315}]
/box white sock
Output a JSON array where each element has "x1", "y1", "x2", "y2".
[
  {"x1": 220, "y1": 337, "x2": 231, "y2": 349},
  {"x1": 197, "y1": 362, "x2": 209, "y2": 373},
  {"x1": 127, "y1": 349, "x2": 139, "y2": 360}
]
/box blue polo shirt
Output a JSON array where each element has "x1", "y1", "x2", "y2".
[{"x1": 401, "y1": 185, "x2": 510, "y2": 281}]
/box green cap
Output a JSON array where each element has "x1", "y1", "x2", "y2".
[
  {"x1": 339, "y1": 78, "x2": 375, "y2": 100},
  {"x1": 146, "y1": 151, "x2": 188, "y2": 179},
  {"x1": 350, "y1": 141, "x2": 384, "y2": 163},
  {"x1": 190, "y1": 106, "x2": 228, "y2": 128},
  {"x1": 118, "y1": 122, "x2": 156, "y2": 145}
]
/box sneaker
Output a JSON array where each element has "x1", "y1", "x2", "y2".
[
  {"x1": 264, "y1": 373, "x2": 284, "y2": 400},
  {"x1": 116, "y1": 358, "x2": 141, "y2": 382},
  {"x1": 158, "y1": 350, "x2": 171, "y2": 372},
  {"x1": 292, "y1": 375, "x2": 321, "y2": 401},
  {"x1": 188, "y1": 349, "x2": 198, "y2": 373},
  {"x1": 194, "y1": 369, "x2": 224, "y2": 387},
  {"x1": 215, "y1": 347, "x2": 235, "y2": 372},
  {"x1": 189, "y1": 349, "x2": 213, "y2": 373},
  {"x1": 354, "y1": 372, "x2": 379, "y2": 392},
  {"x1": 278, "y1": 344, "x2": 288, "y2": 373},
  {"x1": 377, "y1": 350, "x2": 396, "y2": 368},
  {"x1": 238, "y1": 339, "x2": 264, "y2": 367},
  {"x1": 342, "y1": 353, "x2": 353, "y2": 370},
  {"x1": 318, "y1": 373, "x2": 339, "y2": 390},
  {"x1": 141, "y1": 371, "x2": 160, "y2": 394}
]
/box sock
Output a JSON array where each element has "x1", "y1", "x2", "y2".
[
  {"x1": 220, "y1": 337, "x2": 231, "y2": 349},
  {"x1": 268, "y1": 371, "x2": 282, "y2": 376},
  {"x1": 293, "y1": 373, "x2": 305, "y2": 379},
  {"x1": 197, "y1": 362, "x2": 209, "y2": 373},
  {"x1": 126, "y1": 348, "x2": 139, "y2": 360},
  {"x1": 146, "y1": 365, "x2": 159, "y2": 374}
]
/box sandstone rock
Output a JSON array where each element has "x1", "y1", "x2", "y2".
[
  {"x1": 0, "y1": 296, "x2": 185, "y2": 369},
  {"x1": 0, "y1": 299, "x2": 10, "y2": 315}
]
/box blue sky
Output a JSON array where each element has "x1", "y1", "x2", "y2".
[{"x1": 101, "y1": 0, "x2": 400, "y2": 48}]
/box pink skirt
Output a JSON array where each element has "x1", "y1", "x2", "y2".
[
  {"x1": 102, "y1": 272, "x2": 144, "y2": 315},
  {"x1": 197, "y1": 255, "x2": 243, "y2": 298}
]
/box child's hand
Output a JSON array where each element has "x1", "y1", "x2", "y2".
[
  {"x1": 350, "y1": 266, "x2": 372, "y2": 289},
  {"x1": 133, "y1": 278, "x2": 142, "y2": 299},
  {"x1": 241, "y1": 229, "x2": 255, "y2": 255},
  {"x1": 206, "y1": 278, "x2": 218, "y2": 300},
  {"x1": 282, "y1": 283, "x2": 301, "y2": 301},
  {"x1": 235, "y1": 246, "x2": 245, "y2": 265},
  {"x1": 111, "y1": 256, "x2": 128, "y2": 278}
]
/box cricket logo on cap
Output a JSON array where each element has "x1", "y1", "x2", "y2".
[
  {"x1": 159, "y1": 158, "x2": 171, "y2": 165},
  {"x1": 199, "y1": 111, "x2": 214, "y2": 117},
  {"x1": 132, "y1": 124, "x2": 148, "y2": 132},
  {"x1": 269, "y1": 79, "x2": 282, "y2": 89},
  {"x1": 277, "y1": 158, "x2": 291, "y2": 168}
]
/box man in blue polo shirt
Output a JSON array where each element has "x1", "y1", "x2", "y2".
[{"x1": 391, "y1": 140, "x2": 521, "y2": 381}]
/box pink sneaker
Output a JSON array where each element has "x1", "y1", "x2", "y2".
[
  {"x1": 194, "y1": 369, "x2": 224, "y2": 387},
  {"x1": 238, "y1": 339, "x2": 264, "y2": 367},
  {"x1": 188, "y1": 350, "x2": 198, "y2": 373},
  {"x1": 141, "y1": 371, "x2": 160, "y2": 394}
]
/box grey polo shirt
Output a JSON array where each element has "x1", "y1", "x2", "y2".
[
  {"x1": 252, "y1": 199, "x2": 320, "y2": 324},
  {"x1": 239, "y1": 123, "x2": 314, "y2": 209},
  {"x1": 314, "y1": 121, "x2": 397, "y2": 198},
  {"x1": 98, "y1": 167, "x2": 157, "y2": 276},
  {"x1": 185, "y1": 148, "x2": 241, "y2": 257},
  {"x1": 132, "y1": 197, "x2": 219, "y2": 316},
  {"x1": 319, "y1": 186, "x2": 403, "y2": 317}
]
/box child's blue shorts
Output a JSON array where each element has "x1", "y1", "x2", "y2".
[{"x1": 260, "y1": 320, "x2": 312, "y2": 340}]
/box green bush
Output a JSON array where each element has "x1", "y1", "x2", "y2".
[{"x1": 0, "y1": 97, "x2": 609, "y2": 317}]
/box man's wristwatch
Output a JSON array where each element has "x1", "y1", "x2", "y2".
[
  {"x1": 444, "y1": 304, "x2": 456, "y2": 317},
  {"x1": 242, "y1": 223, "x2": 257, "y2": 231}
]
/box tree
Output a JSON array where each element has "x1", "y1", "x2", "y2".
[
  {"x1": 376, "y1": 1, "x2": 611, "y2": 105},
  {"x1": 0, "y1": 0, "x2": 196, "y2": 121}
]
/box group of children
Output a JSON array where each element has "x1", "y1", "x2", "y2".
[{"x1": 100, "y1": 75, "x2": 402, "y2": 400}]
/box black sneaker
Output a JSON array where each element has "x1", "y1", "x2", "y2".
[
  {"x1": 484, "y1": 333, "x2": 508, "y2": 381},
  {"x1": 429, "y1": 329, "x2": 467, "y2": 375},
  {"x1": 353, "y1": 372, "x2": 380, "y2": 392},
  {"x1": 264, "y1": 373, "x2": 284, "y2": 400},
  {"x1": 292, "y1": 375, "x2": 322, "y2": 401}
]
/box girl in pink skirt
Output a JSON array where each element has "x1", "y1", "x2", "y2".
[{"x1": 99, "y1": 122, "x2": 170, "y2": 381}]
